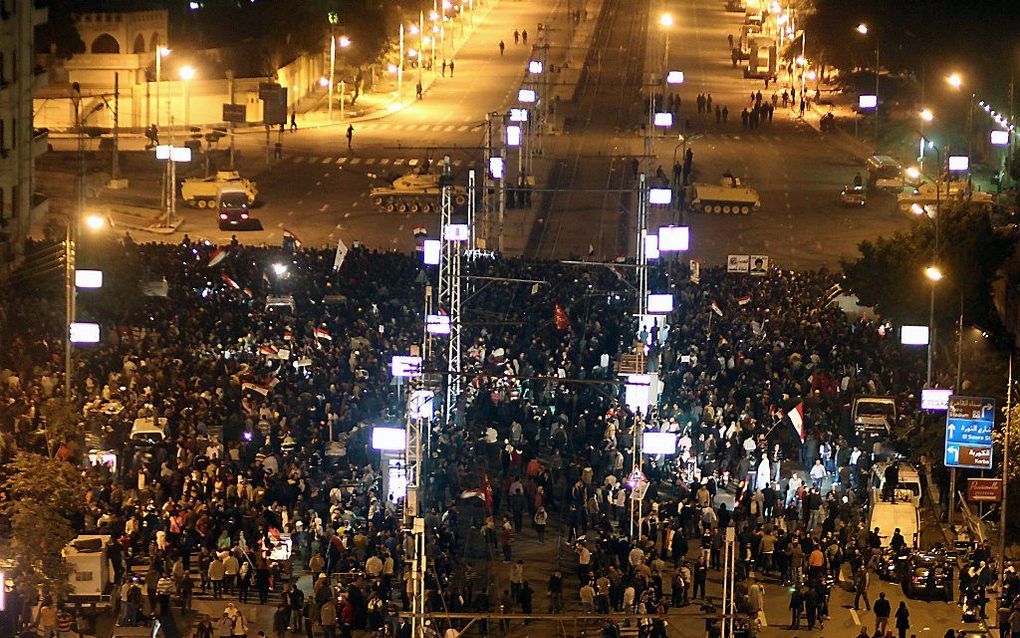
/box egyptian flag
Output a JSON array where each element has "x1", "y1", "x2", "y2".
[
  {"x1": 221, "y1": 274, "x2": 241, "y2": 290},
  {"x1": 283, "y1": 228, "x2": 303, "y2": 247},
  {"x1": 283, "y1": 328, "x2": 293, "y2": 341},
  {"x1": 314, "y1": 327, "x2": 332, "y2": 341},
  {"x1": 554, "y1": 303, "x2": 570, "y2": 332},
  {"x1": 787, "y1": 402, "x2": 806, "y2": 441},
  {"x1": 259, "y1": 344, "x2": 278, "y2": 356},
  {"x1": 208, "y1": 248, "x2": 228, "y2": 267},
  {"x1": 711, "y1": 300, "x2": 723, "y2": 316},
  {"x1": 241, "y1": 382, "x2": 270, "y2": 396},
  {"x1": 737, "y1": 295, "x2": 751, "y2": 306}
]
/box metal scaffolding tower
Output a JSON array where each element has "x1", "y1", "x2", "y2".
[
  {"x1": 636, "y1": 173, "x2": 649, "y2": 315},
  {"x1": 437, "y1": 157, "x2": 463, "y2": 422}
]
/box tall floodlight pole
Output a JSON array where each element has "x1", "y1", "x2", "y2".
[{"x1": 437, "y1": 157, "x2": 462, "y2": 422}]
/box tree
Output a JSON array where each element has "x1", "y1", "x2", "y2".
[
  {"x1": 35, "y1": 0, "x2": 85, "y2": 60},
  {"x1": 40, "y1": 398, "x2": 81, "y2": 458},
  {"x1": 1, "y1": 452, "x2": 87, "y2": 601},
  {"x1": 842, "y1": 203, "x2": 1016, "y2": 335}
]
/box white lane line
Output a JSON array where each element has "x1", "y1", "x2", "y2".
[
  {"x1": 391, "y1": 124, "x2": 405, "y2": 131},
  {"x1": 379, "y1": 158, "x2": 392, "y2": 165},
  {"x1": 321, "y1": 157, "x2": 333, "y2": 164},
  {"x1": 443, "y1": 125, "x2": 456, "y2": 132},
  {"x1": 849, "y1": 609, "x2": 861, "y2": 626},
  {"x1": 349, "y1": 157, "x2": 362, "y2": 164},
  {"x1": 457, "y1": 125, "x2": 470, "y2": 132},
  {"x1": 336, "y1": 157, "x2": 348, "y2": 164},
  {"x1": 408, "y1": 158, "x2": 419, "y2": 166},
  {"x1": 363, "y1": 158, "x2": 376, "y2": 165},
  {"x1": 393, "y1": 158, "x2": 406, "y2": 165}
]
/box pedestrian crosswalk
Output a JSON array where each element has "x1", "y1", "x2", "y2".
[
  {"x1": 287, "y1": 155, "x2": 481, "y2": 169},
  {"x1": 344, "y1": 121, "x2": 480, "y2": 134}
]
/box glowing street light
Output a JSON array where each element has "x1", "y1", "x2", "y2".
[
  {"x1": 946, "y1": 72, "x2": 963, "y2": 89},
  {"x1": 919, "y1": 108, "x2": 934, "y2": 122},
  {"x1": 319, "y1": 77, "x2": 330, "y2": 87},
  {"x1": 911, "y1": 202, "x2": 926, "y2": 216},
  {"x1": 856, "y1": 23, "x2": 869, "y2": 35},
  {"x1": 85, "y1": 214, "x2": 106, "y2": 231},
  {"x1": 905, "y1": 166, "x2": 921, "y2": 181},
  {"x1": 272, "y1": 262, "x2": 288, "y2": 276},
  {"x1": 178, "y1": 65, "x2": 196, "y2": 80},
  {"x1": 338, "y1": 36, "x2": 351, "y2": 48},
  {"x1": 659, "y1": 13, "x2": 673, "y2": 27},
  {"x1": 925, "y1": 266, "x2": 943, "y2": 282}
]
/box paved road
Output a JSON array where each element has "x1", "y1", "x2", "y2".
[{"x1": 38, "y1": 0, "x2": 569, "y2": 251}]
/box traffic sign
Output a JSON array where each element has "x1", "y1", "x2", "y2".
[
  {"x1": 944, "y1": 396, "x2": 995, "y2": 469},
  {"x1": 222, "y1": 103, "x2": 246, "y2": 124}
]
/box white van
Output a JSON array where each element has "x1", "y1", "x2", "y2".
[{"x1": 130, "y1": 416, "x2": 168, "y2": 445}]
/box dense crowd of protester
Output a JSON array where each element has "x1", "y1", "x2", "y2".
[{"x1": 0, "y1": 235, "x2": 950, "y2": 637}]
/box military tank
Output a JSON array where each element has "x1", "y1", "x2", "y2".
[{"x1": 369, "y1": 160, "x2": 468, "y2": 213}]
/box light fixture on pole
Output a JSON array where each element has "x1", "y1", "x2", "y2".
[{"x1": 178, "y1": 65, "x2": 196, "y2": 130}]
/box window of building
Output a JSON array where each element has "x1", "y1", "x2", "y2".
[{"x1": 11, "y1": 184, "x2": 18, "y2": 219}]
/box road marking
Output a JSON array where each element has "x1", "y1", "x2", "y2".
[
  {"x1": 363, "y1": 158, "x2": 376, "y2": 165},
  {"x1": 321, "y1": 157, "x2": 333, "y2": 164},
  {"x1": 391, "y1": 124, "x2": 405, "y2": 131},
  {"x1": 443, "y1": 125, "x2": 456, "y2": 132},
  {"x1": 457, "y1": 125, "x2": 470, "y2": 132},
  {"x1": 379, "y1": 158, "x2": 391, "y2": 165},
  {"x1": 349, "y1": 157, "x2": 362, "y2": 164},
  {"x1": 336, "y1": 157, "x2": 348, "y2": 164},
  {"x1": 849, "y1": 609, "x2": 861, "y2": 626},
  {"x1": 408, "y1": 158, "x2": 419, "y2": 166},
  {"x1": 393, "y1": 158, "x2": 406, "y2": 165}
]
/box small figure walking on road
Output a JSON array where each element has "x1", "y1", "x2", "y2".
[
  {"x1": 499, "y1": 40, "x2": 505, "y2": 56},
  {"x1": 274, "y1": 141, "x2": 283, "y2": 159},
  {"x1": 799, "y1": 99, "x2": 806, "y2": 118},
  {"x1": 522, "y1": 29, "x2": 528, "y2": 44},
  {"x1": 449, "y1": 60, "x2": 455, "y2": 76},
  {"x1": 416, "y1": 81, "x2": 423, "y2": 100},
  {"x1": 722, "y1": 106, "x2": 728, "y2": 123},
  {"x1": 514, "y1": 30, "x2": 520, "y2": 44},
  {"x1": 290, "y1": 110, "x2": 297, "y2": 132},
  {"x1": 727, "y1": 33, "x2": 734, "y2": 49},
  {"x1": 715, "y1": 105, "x2": 721, "y2": 124},
  {"x1": 706, "y1": 93, "x2": 713, "y2": 113},
  {"x1": 346, "y1": 124, "x2": 354, "y2": 151},
  {"x1": 442, "y1": 59, "x2": 447, "y2": 76},
  {"x1": 740, "y1": 108, "x2": 749, "y2": 129}
]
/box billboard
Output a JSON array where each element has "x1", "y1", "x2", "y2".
[{"x1": 944, "y1": 395, "x2": 994, "y2": 469}]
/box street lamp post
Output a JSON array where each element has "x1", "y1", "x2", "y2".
[
  {"x1": 925, "y1": 265, "x2": 942, "y2": 386},
  {"x1": 659, "y1": 13, "x2": 673, "y2": 72},
  {"x1": 856, "y1": 23, "x2": 880, "y2": 145},
  {"x1": 398, "y1": 24, "x2": 405, "y2": 97},
  {"x1": 179, "y1": 65, "x2": 196, "y2": 130},
  {"x1": 329, "y1": 32, "x2": 336, "y2": 120}
]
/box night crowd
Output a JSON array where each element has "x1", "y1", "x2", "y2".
[{"x1": 0, "y1": 236, "x2": 994, "y2": 638}]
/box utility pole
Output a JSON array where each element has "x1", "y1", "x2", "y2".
[
  {"x1": 328, "y1": 31, "x2": 336, "y2": 121},
  {"x1": 998, "y1": 357, "x2": 1013, "y2": 599},
  {"x1": 398, "y1": 24, "x2": 404, "y2": 97},
  {"x1": 227, "y1": 70, "x2": 236, "y2": 169},
  {"x1": 112, "y1": 72, "x2": 120, "y2": 183}
]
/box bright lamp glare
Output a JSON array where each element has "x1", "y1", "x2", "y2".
[
  {"x1": 372, "y1": 427, "x2": 406, "y2": 451},
  {"x1": 518, "y1": 89, "x2": 537, "y2": 103},
  {"x1": 946, "y1": 73, "x2": 962, "y2": 89},
  {"x1": 654, "y1": 112, "x2": 674, "y2": 127},
  {"x1": 925, "y1": 266, "x2": 943, "y2": 281},
  {"x1": 506, "y1": 125, "x2": 522, "y2": 146},
  {"x1": 666, "y1": 71, "x2": 685, "y2": 84},
  {"x1": 991, "y1": 130, "x2": 1009, "y2": 146},
  {"x1": 856, "y1": 23, "x2": 868, "y2": 34},
  {"x1": 75, "y1": 270, "x2": 103, "y2": 288},
  {"x1": 489, "y1": 157, "x2": 504, "y2": 179},
  {"x1": 905, "y1": 166, "x2": 921, "y2": 180},
  {"x1": 272, "y1": 263, "x2": 288, "y2": 276},
  {"x1": 85, "y1": 215, "x2": 106, "y2": 230},
  {"x1": 658, "y1": 226, "x2": 689, "y2": 251},
  {"x1": 422, "y1": 239, "x2": 441, "y2": 265},
  {"x1": 901, "y1": 325, "x2": 930, "y2": 345},
  {"x1": 70, "y1": 322, "x2": 101, "y2": 344},
  {"x1": 911, "y1": 203, "x2": 926, "y2": 216},
  {"x1": 179, "y1": 65, "x2": 196, "y2": 80},
  {"x1": 642, "y1": 431, "x2": 678, "y2": 455},
  {"x1": 528, "y1": 60, "x2": 543, "y2": 74},
  {"x1": 947, "y1": 155, "x2": 969, "y2": 172},
  {"x1": 647, "y1": 293, "x2": 674, "y2": 313},
  {"x1": 920, "y1": 109, "x2": 934, "y2": 122},
  {"x1": 648, "y1": 188, "x2": 672, "y2": 205}
]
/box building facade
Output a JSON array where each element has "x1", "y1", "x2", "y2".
[{"x1": 0, "y1": 0, "x2": 48, "y2": 269}]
